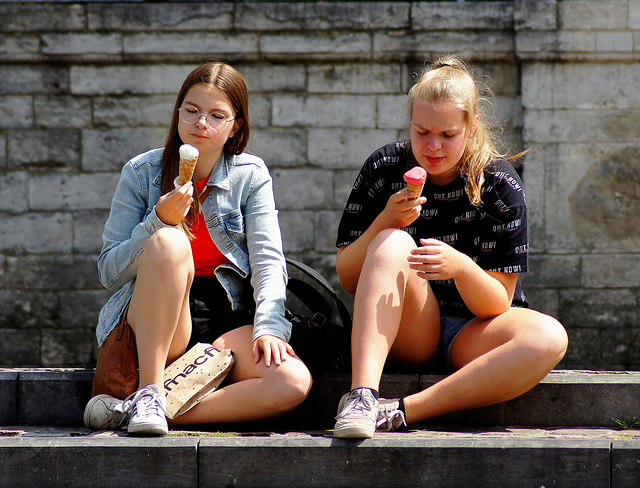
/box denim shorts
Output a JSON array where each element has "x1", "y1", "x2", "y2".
[{"x1": 439, "y1": 315, "x2": 479, "y2": 372}]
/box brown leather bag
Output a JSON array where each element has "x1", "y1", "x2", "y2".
[{"x1": 91, "y1": 306, "x2": 139, "y2": 400}]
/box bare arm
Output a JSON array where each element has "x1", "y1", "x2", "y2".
[
  {"x1": 337, "y1": 189, "x2": 426, "y2": 293},
  {"x1": 408, "y1": 238, "x2": 517, "y2": 318}
]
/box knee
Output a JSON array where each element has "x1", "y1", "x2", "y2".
[
  {"x1": 272, "y1": 361, "x2": 313, "y2": 413},
  {"x1": 525, "y1": 313, "x2": 568, "y2": 365},
  {"x1": 367, "y1": 229, "x2": 415, "y2": 266},
  {"x1": 142, "y1": 227, "x2": 193, "y2": 270}
]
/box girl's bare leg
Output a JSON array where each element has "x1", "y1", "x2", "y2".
[
  {"x1": 402, "y1": 307, "x2": 568, "y2": 424},
  {"x1": 127, "y1": 227, "x2": 194, "y2": 388},
  {"x1": 171, "y1": 325, "x2": 312, "y2": 424},
  {"x1": 350, "y1": 229, "x2": 441, "y2": 391}
]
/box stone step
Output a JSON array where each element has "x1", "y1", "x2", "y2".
[
  {"x1": 1, "y1": 368, "x2": 640, "y2": 429},
  {"x1": 1, "y1": 426, "x2": 639, "y2": 488}
]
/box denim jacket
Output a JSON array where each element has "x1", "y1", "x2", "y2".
[{"x1": 96, "y1": 148, "x2": 290, "y2": 347}]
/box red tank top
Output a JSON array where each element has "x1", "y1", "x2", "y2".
[{"x1": 191, "y1": 178, "x2": 227, "y2": 277}]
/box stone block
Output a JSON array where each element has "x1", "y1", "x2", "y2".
[
  {"x1": 236, "y1": 2, "x2": 409, "y2": 30},
  {"x1": 124, "y1": 32, "x2": 259, "y2": 55},
  {"x1": 41, "y1": 33, "x2": 122, "y2": 56},
  {"x1": 582, "y1": 255, "x2": 640, "y2": 288},
  {"x1": 0, "y1": 4, "x2": 85, "y2": 32},
  {"x1": 373, "y1": 30, "x2": 513, "y2": 58},
  {"x1": 5, "y1": 255, "x2": 99, "y2": 292},
  {"x1": 34, "y1": 95, "x2": 92, "y2": 129},
  {"x1": 260, "y1": 32, "x2": 370, "y2": 55},
  {"x1": 314, "y1": 211, "x2": 342, "y2": 252},
  {"x1": 600, "y1": 328, "x2": 640, "y2": 370},
  {"x1": 199, "y1": 435, "x2": 610, "y2": 488},
  {"x1": 504, "y1": 371, "x2": 640, "y2": 427},
  {"x1": 612, "y1": 440, "x2": 640, "y2": 488},
  {"x1": 0, "y1": 330, "x2": 40, "y2": 366},
  {"x1": 278, "y1": 210, "x2": 315, "y2": 253},
  {"x1": 59, "y1": 290, "x2": 110, "y2": 329},
  {"x1": 308, "y1": 64, "x2": 402, "y2": 94},
  {"x1": 597, "y1": 31, "x2": 634, "y2": 53},
  {"x1": 29, "y1": 172, "x2": 120, "y2": 211},
  {"x1": 308, "y1": 129, "x2": 398, "y2": 170},
  {"x1": 0, "y1": 65, "x2": 69, "y2": 96},
  {"x1": 250, "y1": 127, "x2": 307, "y2": 167},
  {"x1": 41, "y1": 329, "x2": 94, "y2": 367},
  {"x1": 412, "y1": 1, "x2": 514, "y2": 30},
  {"x1": 559, "y1": 1, "x2": 628, "y2": 30},
  {"x1": 378, "y1": 94, "x2": 408, "y2": 129},
  {"x1": 0, "y1": 34, "x2": 40, "y2": 59},
  {"x1": 7, "y1": 130, "x2": 81, "y2": 169},
  {"x1": 82, "y1": 128, "x2": 166, "y2": 172},
  {"x1": 18, "y1": 369, "x2": 93, "y2": 425},
  {"x1": 248, "y1": 94, "x2": 271, "y2": 128},
  {"x1": 521, "y1": 254, "x2": 581, "y2": 288},
  {"x1": 0, "y1": 213, "x2": 72, "y2": 254},
  {"x1": 87, "y1": 2, "x2": 233, "y2": 30},
  {"x1": 0, "y1": 96, "x2": 33, "y2": 128},
  {"x1": 0, "y1": 371, "x2": 17, "y2": 425},
  {"x1": 561, "y1": 327, "x2": 601, "y2": 369},
  {"x1": 272, "y1": 168, "x2": 334, "y2": 210},
  {"x1": 559, "y1": 289, "x2": 637, "y2": 329},
  {"x1": 70, "y1": 64, "x2": 188, "y2": 95},
  {"x1": 272, "y1": 95, "x2": 376, "y2": 128},
  {"x1": 523, "y1": 287, "x2": 560, "y2": 318},
  {"x1": 93, "y1": 95, "x2": 174, "y2": 128},
  {"x1": 0, "y1": 436, "x2": 198, "y2": 488},
  {"x1": 514, "y1": 0, "x2": 558, "y2": 30},
  {"x1": 0, "y1": 290, "x2": 60, "y2": 330},
  {"x1": 0, "y1": 172, "x2": 29, "y2": 212},
  {"x1": 73, "y1": 210, "x2": 109, "y2": 254},
  {"x1": 237, "y1": 64, "x2": 306, "y2": 93}
]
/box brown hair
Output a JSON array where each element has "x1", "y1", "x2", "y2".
[
  {"x1": 161, "y1": 62, "x2": 251, "y2": 236},
  {"x1": 408, "y1": 55, "x2": 523, "y2": 206}
]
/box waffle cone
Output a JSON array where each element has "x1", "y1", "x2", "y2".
[{"x1": 178, "y1": 157, "x2": 198, "y2": 186}]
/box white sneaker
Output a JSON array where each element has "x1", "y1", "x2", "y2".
[
  {"x1": 127, "y1": 384, "x2": 169, "y2": 436},
  {"x1": 333, "y1": 388, "x2": 378, "y2": 439},
  {"x1": 83, "y1": 394, "x2": 132, "y2": 431},
  {"x1": 376, "y1": 398, "x2": 407, "y2": 432}
]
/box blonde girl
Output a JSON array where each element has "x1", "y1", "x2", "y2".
[{"x1": 333, "y1": 56, "x2": 567, "y2": 438}]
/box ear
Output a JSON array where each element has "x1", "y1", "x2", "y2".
[{"x1": 230, "y1": 118, "x2": 243, "y2": 139}]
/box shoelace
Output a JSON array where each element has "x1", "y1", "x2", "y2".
[
  {"x1": 336, "y1": 389, "x2": 375, "y2": 420},
  {"x1": 127, "y1": 386, "x2": 169, "y2": 420},
  {"x1": 376, "y1": 409, "x2": 406, "y2": 432}
]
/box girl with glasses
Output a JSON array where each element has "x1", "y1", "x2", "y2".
[
  {"x1": 85, "y1": 62, "x2": 311, "y2": 435},
  {"x1": 333, "y1": 56, "x2": 568, "y2": 438}
]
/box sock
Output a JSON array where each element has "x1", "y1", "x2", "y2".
[{"x1": 398, "y1": 398, "x2": 406, "y2": 415}]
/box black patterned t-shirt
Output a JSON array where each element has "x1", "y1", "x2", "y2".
[{"x1": 336, "y1": 141, "x2": 529, "y2": 316}]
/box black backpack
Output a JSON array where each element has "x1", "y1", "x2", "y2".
[{"x1": 285, "y1": 258, "x2": 352, "y2": 380}]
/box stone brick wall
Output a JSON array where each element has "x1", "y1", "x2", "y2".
[{"x1": 0, "y1": 0, "x2": 638, "y2": 370}]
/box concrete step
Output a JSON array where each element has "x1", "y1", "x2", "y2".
[
  {"x1": 2, "y1": 368, "x2": 640, "y2": 429},
  {"x1": 1, "y1": 426, "x2": 639, "y2": 487}
]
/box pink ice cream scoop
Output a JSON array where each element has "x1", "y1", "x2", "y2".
[{"x1": 403, "y1": 166, "x2": 427, "y2": 198}]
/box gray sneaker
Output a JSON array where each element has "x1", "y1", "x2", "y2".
[
  {"x1": 83, "y1": 394, "x2": 132, "y2": 431},
  {"x1": 376, "y1": 398, "x2": 407, "y2": 432},
  {"x1": 334, "y1": 388, "x2": 378, "y2": 439},
  {"x1": 127, "y1": 384, "x2": 170, "y2": 436}
]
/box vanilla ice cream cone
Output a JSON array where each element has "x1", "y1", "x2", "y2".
[{"x1": 177, "y1": 144, "x2": 199, "y2": 186}]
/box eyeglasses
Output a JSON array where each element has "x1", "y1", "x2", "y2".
[{"x1": 178, "y1": 105, "x2": 235, "y2": 131}]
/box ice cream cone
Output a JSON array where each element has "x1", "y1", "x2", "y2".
[
  {"x1": 177, "y1": 144, "x2": 199, "y2": 186},
  {"x1": 403, "y1": 166, "x2": 427, "y2": 199}
]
